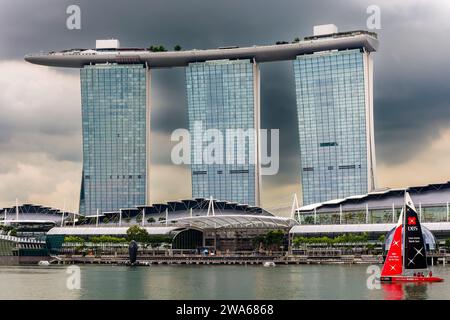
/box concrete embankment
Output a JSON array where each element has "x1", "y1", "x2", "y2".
[{"x1": 51, "y1": 254, "x2": 384, "y2": 266}]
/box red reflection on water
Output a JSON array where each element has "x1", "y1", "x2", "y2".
[
  {"x1": 381, "y1": 282, "x2": 430, "y2": 300},
  {"x1": 381, "y1": 283, "x2": 404, "y2": 300}
]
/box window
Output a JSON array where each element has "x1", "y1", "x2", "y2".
[
  {"x1": 302, "y1": 167, "x2": 314, "y2": 172},
  {"x1": 338, "y1": 165, "x2": 356, "y2": 170},
  {"x1": 230, "y1": 169, "x2": 249, "y2": 174},
  {"x1": 193, "y1": 171, "x2": 207, "y2": 175},
  {"x1": 320, "y1": 142, "x2": 338, "y2": 147}
]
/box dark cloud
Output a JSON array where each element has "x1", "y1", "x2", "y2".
[{"x1": 1, "y1": 0, "x2": 450, "y2": 206}]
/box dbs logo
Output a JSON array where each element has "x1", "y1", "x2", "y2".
[{"x1": 408, "y1": 217, "x2": 417, "y2": 225}]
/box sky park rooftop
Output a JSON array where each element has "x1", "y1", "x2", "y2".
[{"x1": 24, "y1": 30, "x2": 378, "y2": 68}]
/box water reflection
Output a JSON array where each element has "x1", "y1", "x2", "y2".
[
  {"x1": 381, "y1": 283, "x2": 404, "y2": 300},
  {"x1": 381, "y1": 282, "x2": 429, "y2": 300},
  {"x1": 404, "y1": 283, "x2": 428, "y2": 300},
  {"x1": 0, "y1": 265, "x2": 447, "y2": 300}
]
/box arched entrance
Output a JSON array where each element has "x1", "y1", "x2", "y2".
[{"x1": 172, "y1": 229, "x2": 203, "y2": 249}]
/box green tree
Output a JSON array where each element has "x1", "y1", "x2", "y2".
[
  {"x1": 126, "y1": 225, "x2": 149, "y2": 243},
  {"x1": 304, "y1": 216, "x2": 315, "y2": 225},
  {"x1": 174, "y1": 44, "x2": 182, "y2": 51},
  {"x1": 147, "y1": 217, "x2": 155, "y2": 223},
  {"x1": 445, "y1": 238, "x2": 450, "y2": 248},
  {"x1": 149, "y1": 45, "x2": 167, "y2": 52},
  {"x1": 254, "y1": 230, "x2": 285, "y2": 251},
  {"x1": 1, "y1": 225, "x2": 15, "y2": 234},
  {"x1": 64, "y1": 236, "x2": 85, "y2": 243},
  {"x1": 147, "y1": 235, "x2": 172, "y2": 248},
  {"x1": 265, "y1": 230, "x2": 284, "y2": 249},
  {"x1": 90, "y1": 235, "x2": 127, "y2": 243},
  {"x1": 252, "y1": 235, "x2": 266, "y2": 249}
]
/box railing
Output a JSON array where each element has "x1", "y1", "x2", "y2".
[{"x1": 0, "y1": 234, "x2": 45, "y2": 244}]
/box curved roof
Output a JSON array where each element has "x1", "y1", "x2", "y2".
[
  {"x1": 165, "y1": 214, "x2": 297, "y2": 230},
  {"x1": 47, "y1": 226, "x2": 183, "y2": 236},
  {"x1": 25, "y1": 31, "x2": 378, "y2": 68},
  {"x1": 0, "y1": 204, "x2": 70, "y2": 225},
  {"x1": 297, "y1": 181, "x2": 450, "y2": 213},
  {"x1": 47, "y1": 215, "x2": 297, "y2": 234}
]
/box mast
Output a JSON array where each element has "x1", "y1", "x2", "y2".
[
  {"x1": 15, "y1": 198, "x2": 19, "y2": 221},
  {"x1": 402, "y1": 192, "x2": 406, "y2": 275},
  {"x1": 403, "y1": 191, "x2": 428, "y2": 272}
]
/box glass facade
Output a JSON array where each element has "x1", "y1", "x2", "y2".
[
  {"x1": 298, "y1": 205, "x2": 449, "y2": 225},
  {"x1": 79, "y1": 64, "x2": 148, "y2": 214},
  {"x1": 293, "y1": 49, "x2": 375, "y2": 205},
  {"x1": 186, "y1": 59, "x2": 260, "y2": 205}
]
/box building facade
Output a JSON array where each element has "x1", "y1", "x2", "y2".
[
  {"x1": 79, "y1": 64, "x2": 150, "y2": 214},
  {"x1": 293, "y1": 182, "x2": 450, "y2": 240},
  {"x1": 25, "y1": 29, "x2": 379, "y2": 213},
  {"x1": 293, "y1": 48, "x2": 376, "y2": 205},
  {"x1": 186, "y1": 59, "x2": 261, "y2": 205}
]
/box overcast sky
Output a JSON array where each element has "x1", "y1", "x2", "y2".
[{"x1": 1, "y1": 0, "x2": 450, "y2": 215}]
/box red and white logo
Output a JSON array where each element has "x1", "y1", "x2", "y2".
[{"x1": 408, "y1": 217, "x2": 417, "y2": 225}]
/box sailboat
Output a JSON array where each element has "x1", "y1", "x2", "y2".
[{"x1": 380, "y1": 192, "x2": 444, "y2": 283}]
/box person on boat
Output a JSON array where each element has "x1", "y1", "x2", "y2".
[
  {"x1": 429, "y1": 271, "x2": 433, "y2": 277},
  {"x1": 413, "y1": 272, "x2": 417, "y2": 277}
]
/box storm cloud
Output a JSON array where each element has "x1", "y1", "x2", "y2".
[{"x1": 1, "y1": 0, "x2": 450, "y2": 214}]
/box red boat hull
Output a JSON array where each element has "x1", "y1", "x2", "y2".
[{"x1": 380, "y1": 276, "x2": 444, "y2": 283}]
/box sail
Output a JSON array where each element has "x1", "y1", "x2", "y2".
[
  {"x1": 404, "y1": 192, "x2": 428, "y2": 270},
  {"x1": 381, "y1": 211, "x2": 403, "y2": 276}
]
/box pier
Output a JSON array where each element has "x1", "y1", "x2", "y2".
[{"x1": 51, "y1": 252, "x2": 450, "y2": 266}]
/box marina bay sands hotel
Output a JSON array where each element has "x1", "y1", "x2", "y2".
[{"x1": 25, "y1": 24, "x2": 379, "y2": 215}]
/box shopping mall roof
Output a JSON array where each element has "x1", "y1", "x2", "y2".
[
  {"x1": 25, "y1": 30, "x2": 378, "y2": 68},
  {"x1": 47, "y1": 215, "x2": 296, "y2": 235},
  {"x1": 47, "y1": 226, "x2": 183, "y2": 236},
  {"x1": 296, "y1": 181, "x2": 450, "y2": 213},
  {"x1": 50, "y1": 198, "x2": 297, "y2": 231},
  {"x1": 164, "y1": 214, "x2": 297, "y2": 230},
  {"x1": 79, "y1": 197, "x2": 274, "y2": 224}
]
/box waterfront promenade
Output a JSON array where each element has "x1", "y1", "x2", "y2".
[{"x1": 51, "y1": 252, "x2": 450, "y2": 266}]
